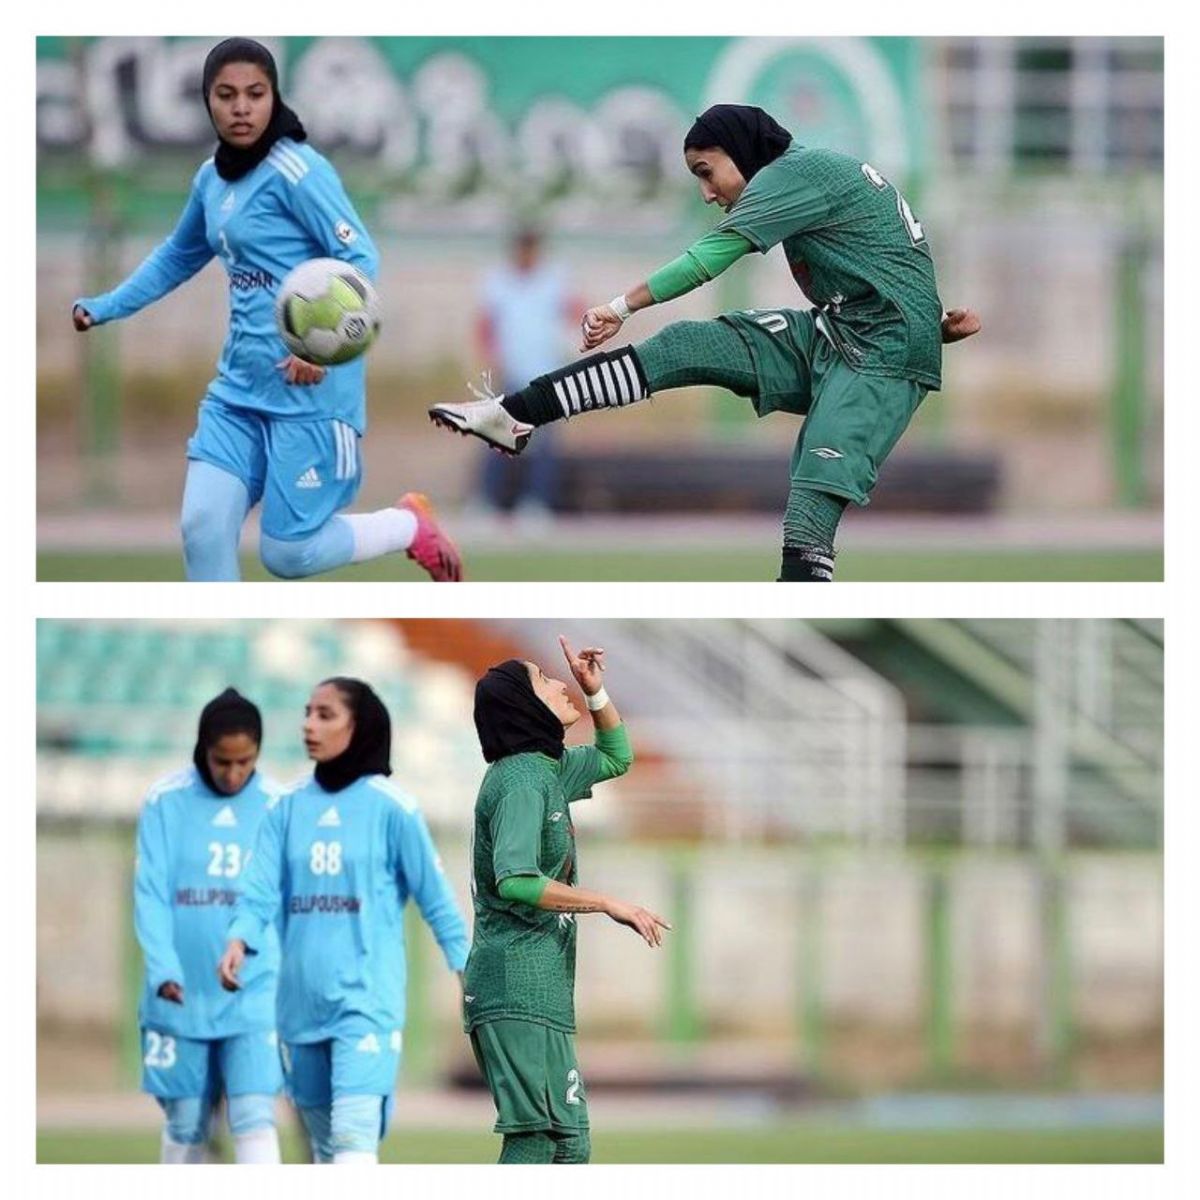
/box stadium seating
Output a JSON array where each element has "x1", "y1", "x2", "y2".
[{"x1": 36, "y1": 620, "x2": 484, "y2": 825}]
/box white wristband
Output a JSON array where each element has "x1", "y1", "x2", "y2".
[
  {"x1": 585, "y1": 687, "x2": 610, "y2": 712},
  {"x1": 608, "y1": 294, "x2": 632, "y2": 322}
]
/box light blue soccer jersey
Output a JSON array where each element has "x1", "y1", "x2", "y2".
[
  {"x1": 75, "y1": 139, "x2": 379, "y2": 431},
  {"x1": 228, "y1": 773, "x2": 469, "y2": 1043},
  {"x1": 134, "y1": 766, "x2": 282, "y2": 1040}
]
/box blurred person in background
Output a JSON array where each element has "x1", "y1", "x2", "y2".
[
  {"x1": 72, "y1": 37, "x2": 462, "y2": 583},
  {"x1": 470, "y1": 225, "x2": 581, "y2": 526},
  {"x1": 134, "y1": 688, "x2": 283, "y2": 1164},
  {"x1": 432, "y1": 104, "x2": 980, "y2": 582},
  {"x1": 218, "y1": 678, "x2": 468, "y2": 1165},
  {"x1": 465, "y1": 636, "x2": 670, "y2": 1164}
]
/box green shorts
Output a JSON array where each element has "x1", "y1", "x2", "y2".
[
  {"x1": 718, "y1": 308, "x2": 927, "y2": 506},
  {"x1": 469, "y1": 1019, "x2": 589, "y2": 1135}
]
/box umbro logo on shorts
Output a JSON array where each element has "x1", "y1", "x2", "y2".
[
  {"x1": 810, "y1": 447, "x2": 844, "y2": 460},
  {"x1": 296, "y1": 467, "x2": 322, "y2": 489},
  {"x1": 549, "y1": 811, "x2": 564, "y2": 822}
]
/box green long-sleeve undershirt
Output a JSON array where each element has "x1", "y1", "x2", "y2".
[
  {"x1": 498, "y1": 874, "x2": 550, "y2": 905},
  {"x1": 646, "y1": 229, "x2": 755, "y2": 303}
]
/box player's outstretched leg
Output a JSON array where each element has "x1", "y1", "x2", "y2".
[
  {"x1": 498, "y1": 1131, "x2": 557, "y2": 1163},
  {"x1": 258, "y1": 494, "x2": 462, "y2": 582},
  {"x1": 779, "y1": 486, "x2": 847, "y2": 582},
  {"x1": 428, "y1": 319, "x2": 758, "y2": 455}
]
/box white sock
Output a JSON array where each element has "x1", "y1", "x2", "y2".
[
  {"x1": 342, "y1": 508, "x2": 418, "y2": 563},
  {"x1": 234, "y1": 1127, "x2": 281, "y2": 1164},
  {"x1": 161, "y1": 1132, "x2": 206, "y2": 1164},
  {"x1": 332, "y1": 1150, "x2": 378, "y2": 1165}
]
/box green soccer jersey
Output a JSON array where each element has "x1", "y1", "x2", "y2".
[
  {"x1": 463, "y1": 725, "x2": 633, "y2": 1034},
  {"x1": 717, "y1": 145, "x2": 944, "y2": 390}
]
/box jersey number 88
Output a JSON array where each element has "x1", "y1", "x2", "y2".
[{"x1": 310, "y1": 841, "x2": 343, "y2": 875}]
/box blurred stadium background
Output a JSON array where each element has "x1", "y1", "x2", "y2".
[
  {"x1": 37, "y1": 617, "x2": 1163, "y2": 1161},
  {"x1": 36, "y1": 36, "x2": 1163, "y2": 581}
]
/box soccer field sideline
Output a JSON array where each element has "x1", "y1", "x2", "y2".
[
  {"x1": 38, "y1": 1088, "x2": 1164, "y2": 1134},
  {"x1": 37, "y1": 510, "x2": 1163, "y2": 580},
  {"x1": 38, "y1": 509, "x2": 1163, "y2": 553}
]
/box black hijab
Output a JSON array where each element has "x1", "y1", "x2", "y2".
[
  {"x1": 201, "y1": 38, "x2": 308, "y2": 183},
  {"x1": 474, "y1": 660, "x2": 565, "y2": 764},
  {"x1": 313, "y1": 678, "x2": 392, "y2": 793},
  {"x1": 683, "y1": 104, "x2": 793, "y2": 184},
  {"x1": 193, "y1": 688, "x2": 262, "y2": 795}
]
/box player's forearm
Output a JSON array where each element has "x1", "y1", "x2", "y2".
[
  {"x1": 534, "y1": 879, "x2": 618, "y2": 916},
  {"x1": 618, "y1": 281, "x2": 656, "y2": 315}
]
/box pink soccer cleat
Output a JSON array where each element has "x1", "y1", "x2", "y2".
[{"x1": 398, "y1": 492, "x2": 464, "y2": 582}]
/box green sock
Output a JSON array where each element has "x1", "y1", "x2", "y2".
[
  {"x1": 778, "y1": 487, "x2": 847, "y2": 582},
  {"x1": 551, "y1": 1130, "x2": 591, "y2": 1164},
  {"x1": 499, "y1": 1131, "x2": 557, "y2": 1163},
  {"x1": 501, "y1": 319, "x2": 758, "y2": 428}
]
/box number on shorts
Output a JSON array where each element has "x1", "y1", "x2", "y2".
[
  {"x1": 310, "y1": 841, "x2": 343, "y2": 875},
  {"x1": 207, "y1": 842, "x2": 243, "y2": 878},
  {"x1": 144, "y1": 1030, "x2": 177, "y2": 1069},
  {"x1": 861, "y1": 162, "x2": 926, "y2": 247},
  {"x1": 565, "y1": 1068, "x2": 582, "y2": 1106}
]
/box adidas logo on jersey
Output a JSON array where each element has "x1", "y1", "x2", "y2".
[
  {"x1": 356, "y1": 1033, "x2": 381, "y2": 1054},
  {"x1": 296, "y1": 467, "x2": 322, "y2": 489},
  {"x1": 317, "y1": 806, "x2": 341, "y2": 828},
  {"x1": 212, "y1": 805, "x2": 238, "y2": 827}
]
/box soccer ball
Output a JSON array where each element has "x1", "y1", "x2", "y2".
[{"x1": 275, "y1": 258, "x2": 380, "y2": 367}]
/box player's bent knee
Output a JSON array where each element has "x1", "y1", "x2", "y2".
[
  {"x1": 330, "y1": 1093, "x2": 384, "y2": 1155},
  {"x1": 160, "y1": 1096, "x2": 210, "y2": 1145},
  {"x1": 180, "y1": 501, "x2": 234, "y2": 562},
  {"x1": 227, "y1": 1092, "x2": 276, "y2": 1135},
  {"x1": 259, "y1": 533, "x2": 320, "y2": 579}
]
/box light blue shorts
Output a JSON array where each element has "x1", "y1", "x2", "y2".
[
  {"x1": 186, "y1": 396, "x2": 362, "y2": 540},
  {"x1": 283, "y1": 1028, "x2": 402, "y2": 1107},
  {"x1": 140, "y1": 1026, "x2": 283, "y2": 1100}
]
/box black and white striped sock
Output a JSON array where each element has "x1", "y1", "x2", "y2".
[
  {"x1": 501, "y1": 348, "x2": 650, "y2": 427},
  {"x1": 778, "y1": 546, "x2": 837, "y2": 582},
  {"x1": 547, "y1": 348, "x2": 650, "y2": 418}
]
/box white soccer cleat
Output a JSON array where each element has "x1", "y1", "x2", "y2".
[{"x1": 428, "y1": 387, "x2": 533, "y2": 457}]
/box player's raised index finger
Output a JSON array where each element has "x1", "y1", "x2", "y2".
[{"x1": 558, "y1": 634, "x2": 576, "y2": 663}]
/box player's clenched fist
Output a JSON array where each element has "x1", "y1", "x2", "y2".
[{"x1": 580, "y1": 305, "x2": 622, "y2": 351}]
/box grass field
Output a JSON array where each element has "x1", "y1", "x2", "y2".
[
  {"x1": 36, "y1": 548, "x2": 1164, "y2": 582},
  {"x1": 36, "y1": 1124, "x2": 1163, "y2": 1164}
]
